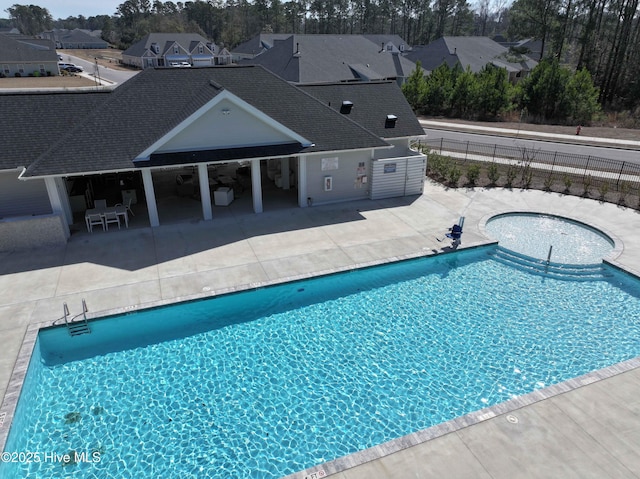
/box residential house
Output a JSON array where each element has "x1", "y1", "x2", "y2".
[
  {"x1": 41, "y1": 29, "x2": 109, "y2": 49},
  {"x1": 121, "y1": 33, "x2": 231, "y2": 69},
  {"x1": 494, "y1": 36, "x2": 543, "y2": 62},
  {"x1": 0, "y1": 34, "x2": 58, "y2": 77},
  {"x1": 236, "y1": 34, "x2": 420, "y2": 84},
  {"x1": 0, "y1": 65, "x2": 426, "y2": 251},
  {"x1": 406, "y1": 36, "x2": 537, "y2": 82},
  {"x1": 232, "y1": 33, "x2": 411, "y2": 61}
]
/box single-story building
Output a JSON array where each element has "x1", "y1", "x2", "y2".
[
  {"x1": 0, "y1": 65, "x2": 426, "y2": 251},
  {"x1": 0, "y1": 34, "x2": 58, "y2": 77},
  {"x1": 41, "y1": 29, "x2": 109, "y2": 49}
]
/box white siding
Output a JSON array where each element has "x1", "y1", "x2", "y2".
[{"x1": 370, "y1": 156, "x2": 426, "y2": 200}]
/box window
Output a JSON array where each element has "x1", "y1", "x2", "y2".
[
  {"x1": 18, "y1": 64, "x2": 24, "y2": 73},
  {"x1": 39, "y1": 64, "x2": 45, "y2": 73},
  {"x1": 2, "y1": 64, "x2": 9, "y2": 75},
  {"x1": 386, "y1": 44, "x2": 393, "y2": 51},
  {"x1": 173, "y1": 46, "x2": 179, "y2": 54},
  {"x1": 198, "y1": 45, "x2": 204, "y2": 54}
]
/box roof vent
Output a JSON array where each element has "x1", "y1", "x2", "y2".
[
  {"x1": 385, "y1": 114, "x2": 398, "y2": 127},
  {"x1": 340, "y1": 100, "x2": 354, "y2": 114}
]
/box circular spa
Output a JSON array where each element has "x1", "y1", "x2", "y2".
[{"x1": 484, "y1": 213, "x2": 616, "y2": 264}]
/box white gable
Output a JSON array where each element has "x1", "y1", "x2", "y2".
[{"x1": 137, "y1": 90, "x2": 311, "y2": 160}]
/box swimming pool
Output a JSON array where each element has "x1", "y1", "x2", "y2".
[
  {"x1": 484, "y1": 213, "x2": 615, "y2": 264},
  {"x1": 3, "y1": 245, "x2": 640, "y2": 479}
]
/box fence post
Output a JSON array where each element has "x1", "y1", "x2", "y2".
[
  {"x1": 465, "y1": 141, "x2": 469, "y2": 161},
  {"x1": 493, "y1": 144, "x2": 497, "y2": 162},
  {"x1": 616, "y1": 161, "x2": 626, "y2": 188},
  {"x1": 440, "y1": 138, "x2": 443, "y2": 154},
  {"x1": 583, "y1": 156, "x2": 590, "y2": 180}
]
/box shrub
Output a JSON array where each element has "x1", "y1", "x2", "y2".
[
  {"x1": 466, "y1": 164, "x2": 481, "y2": 185},
  {"x1": 521, "y1": 165, "x2": 533, "y2": 188},
  {"x1": 598, "y1": 182, "x2": 610, "y2": 200},
  {"x1": 447, "y1": 165, "x2": 462, "y2": 186},
  {"x1": 427, "y1": 153, "x2": 445, "y2": 179},
  {"x1": 618, "y1": 181, "x2": 630, "y2": 205},
  {"x1": 487, "y1": 162, "x2": 500, "y2": 185},
  {"x1": 582, "y1": 175, "x2": 592, "y2": 196},
  {"x1": 563, "y1": 174, "x2": 573, "y2": 192},
  {"x1": 544, "y1": 175, "x2": 554, "y2": 191},
  {"x1": 505, "y1": 166, "x2": 517, "y2": 187}
]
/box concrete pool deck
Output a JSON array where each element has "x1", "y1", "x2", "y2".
[{"x1": 1, "y1": 180, "x2": 640, "y2": 478}]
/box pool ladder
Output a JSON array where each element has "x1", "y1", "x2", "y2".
[{"x1": 62, "y1": 299, "x2": 91, "y2": 336}]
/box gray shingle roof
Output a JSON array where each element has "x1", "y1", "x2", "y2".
[
  {"x1": 55, "y1": 29, "x2": 108, "y2": 46},
  {"x1": 0, "y1": 91, "x2": 110, "y2": 170},
  {"x1": 18, "y1": 65, "x2": 390, "y2": 178},
  {"x1": 406, "y1": 36, "x2": 537, "y2": 74},
  {"x1": 239, "y1": 35, "x2": 419, "y2": 83},
  {"x1": 0, "y1": 34, "x2": 57, "y2": 63},
  {"x1": 299, "y1": 81, "x2": 425, "y2": 139}
]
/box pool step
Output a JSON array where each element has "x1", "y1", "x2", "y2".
[{"x1": 491, "y1": 247, "x2": 609, "y2": 280}]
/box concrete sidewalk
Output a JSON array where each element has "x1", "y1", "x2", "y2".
[
  {"x1": 420, "y1": 119, "x2": 640, "y2": 148},
  {"x1": 1, "y1": 181, "x2": 640, "y2": 478}
]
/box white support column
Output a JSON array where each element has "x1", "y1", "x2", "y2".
[
  {"x1": 281, "y1": 157, "x2": 290, "y2": 190},
  {"x1": 251, "y1": 159, "x2": 263, "y2": 213},
  {"x1": 142, "y1": 168, "x2": 160, "y2": 227},
  {"x1": 198, "y1": 163, "x2": 212, "y2": 221},
  {"x1": 298, "y1": 155, "x2": 308, "y2": 207},
  {"x1": 44, "y1": 176, "x2": 71, "y2": 238}
]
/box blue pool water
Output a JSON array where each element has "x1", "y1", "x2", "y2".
[
  {"x1": 485, "y1": 213, "x2": 615, "y2": 264},
  {"x1": 3, "y1": 246, "x2": 640, "y2": 478}
]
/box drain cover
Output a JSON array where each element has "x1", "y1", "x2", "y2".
[{"x1": 506, "y1": 414, "x2": 519, "y2": 424}]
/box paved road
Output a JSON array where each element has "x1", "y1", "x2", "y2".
[
  {"x1": 423, "y1": 127, "x2": 640, "y2": 164},
  {"x1": 65, "y1": 53, "x2": 139, "y2": 87}
]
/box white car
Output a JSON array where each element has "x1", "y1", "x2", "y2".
[
  {"x1": 179, "y1": 62, "x2": 191, "y2": 68},
  {"x1": 169, "y1": 62, "x2": 180, "y2": 67}
]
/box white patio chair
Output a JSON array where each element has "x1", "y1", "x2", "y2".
[
  {"x1": 94, "y1": 199, "x2": 107, "y2": 209},
  {"x1": 87, "y1": 213, "x2": 105, "y2": 233},
  {"x1": 116, "y1": 197, "x2": 135, "y2": 217},
  {"x1": 103, "y1": 211, "x2": 120, "y2": 230}
]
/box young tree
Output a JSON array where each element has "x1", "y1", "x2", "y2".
[
  {"x1": 474, "y1": 64, "x2": 512, "y2": 119},
  {"x1": 424, "y1": 62, "x2": 457, "y2": 115},
  {"x1": 402, "y1": 61, "x2": 428, "y2": 113},
  {"x1": 450, "y1": 66, "x2": 477, "y2": 118},
  {"x1": 565, "y1": 67, "x2": 600, "y2": 124},
  {"x1": 518, "y1": 58, "x2": 571, "y2": 122}
]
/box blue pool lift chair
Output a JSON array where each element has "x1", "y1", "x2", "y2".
[{"x1": 446, "y1": 217, "x2": 464, "y2": 248}]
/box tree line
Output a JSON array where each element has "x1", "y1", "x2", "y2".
[
  {"x1": 403, "y1": 58, "x2": 601, "y2": 124},
  {"x1": 3, "y1": 0, "x2": 639, "y2": 119}
]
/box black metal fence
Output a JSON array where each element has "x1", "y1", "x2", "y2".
[{"x1": 420, "y1": 137, "x2": 640, "y2": 192}]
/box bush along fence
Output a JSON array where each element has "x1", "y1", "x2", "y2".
[{"x1": 415, "y1": 138, "x2": 640, "y2": 208}]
